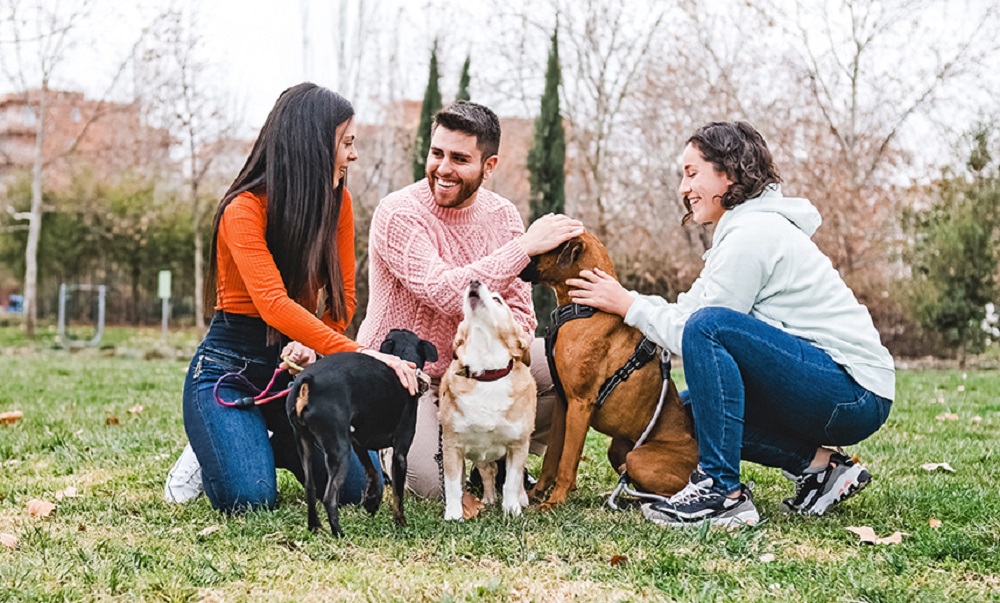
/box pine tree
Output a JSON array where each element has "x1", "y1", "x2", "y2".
[
  {"x1": 527, "y1": 28, "x2": 567, "y2": 333},
  {"x1": 456, "y1": 55, "x2": 471, "y2": 102},
  {"x1": 908, "y1": 122, "x2": 1000, "y2": 361},
  {"x1": 413, "y1": 42, "x2": 443, "y2": 182}
]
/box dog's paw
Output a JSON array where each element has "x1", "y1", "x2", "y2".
[
  {"x1": 481, "y1": 493, "x2": 496, "y2": 505},
  {"x1": 502, "y1": 501, "x2": 523, "y2": 516}
]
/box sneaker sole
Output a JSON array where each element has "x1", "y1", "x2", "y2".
[
  {"x1": 807, "y1": 466, "x2": 871, "y2": 515},
  {"x1": 642, "y1": 505, "x2": 760, "y2": 528}
]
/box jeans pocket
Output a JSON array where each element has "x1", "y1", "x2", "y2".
[{"x1": 824, "y1": 390, "x2": 890, "y2": 446}]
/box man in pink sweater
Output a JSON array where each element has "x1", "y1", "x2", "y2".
[{"x1": 357, "y1": 101, "x2": 583, "y2": 498}]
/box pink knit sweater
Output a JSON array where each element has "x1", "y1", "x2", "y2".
[{"x1": 357, "y1": 180, "x2": 536, "y2": 377}]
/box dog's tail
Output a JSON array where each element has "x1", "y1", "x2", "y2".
[{"x1": 290, "y1": 373, "x2": 313, "y2": 418}]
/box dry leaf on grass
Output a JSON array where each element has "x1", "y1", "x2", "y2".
[
  {"x1": 929, "y1": 518, "x2": 942, "y2": 528},
  {"x1": 956, "y1": 385, "x2": 966, "y2": 392},
  {"x1": 759, "y1": 553, "x2": 776, "y2": 563},
  {"x1": 0, "y1": 410, "x2": 24, "y2": 425},
  {"x1": 935, "y1": 413, "x2": 959, "y2": 421},
  {"x1": 26, "y1": 499, "x2": 56, "y2": 518},
  {"x1": 846, "y1": 526, "x2": 905, "y2": 545},
  {"x1": 462, "y1": 492, "x2": 485, "y2": 520},
  {"x1": 55, "y1": 487, "x2": 78, "y2": 500},
  {"x1": 105, "y1": 416, "x2": 120, "y2": 426},
  {"x1": 920, "y1": 462, "x2": 955, "y2": 472},
  {"x1": 1, "y1": 533, "x2": 17, "y2": 550},
  {"x1": 198, "y1": 525, "x2": 222, "y2": 537},
  {"x1": 972, "y1": 416, "x2": 983, "y2": 423},
  {"x1": 609, "y1": 555, "x2": 628, "y2": 567},
  {"x1": 128, "y1": 405, "x2": 144, "y2": 416}
]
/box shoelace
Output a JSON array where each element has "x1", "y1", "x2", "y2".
[{"x1": 666, "y1": 478, "x2": 712, "y2": 505}]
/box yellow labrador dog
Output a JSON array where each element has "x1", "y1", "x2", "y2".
[{"x1": 439, "y1": 280, "x2": 537, "y2": 520}]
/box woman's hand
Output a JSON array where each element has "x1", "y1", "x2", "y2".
[
  {"x1": 361, "y1": 349, "x2": 420, "y2": 395},
  {"x1": 566, "y1": 268, "x2": 634, "y2": 318},
  {"x1": 280, "y1": 342, "x2": 317, "y2": 374}
]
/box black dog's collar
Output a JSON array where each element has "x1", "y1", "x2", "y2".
[{"x1": 458, "y1": 359, "x2": 514, "y2": 382}]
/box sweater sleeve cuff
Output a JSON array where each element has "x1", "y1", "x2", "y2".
[{"x1": 623, "y1": 292, "x2": 650, "y2": 328}]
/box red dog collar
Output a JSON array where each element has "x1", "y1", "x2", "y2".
[{"x1": 462, "y1": 359, "x2": 514, "y2": 382}]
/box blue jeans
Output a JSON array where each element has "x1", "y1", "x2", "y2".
[
  {"x1": 680, "y1": 307, "x2": 891, "y2": 495},
  {"x1": 183, "y1": 311, "x2": 382, "y2": 513}
]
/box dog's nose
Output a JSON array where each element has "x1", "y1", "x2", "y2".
[{"x1": 469, "y1": 279, "x2": 481, "y2": 290}]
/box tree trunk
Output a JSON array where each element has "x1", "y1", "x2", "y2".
[
  {"x1": 23, "y1": 87, "x2": 48, "y2": 338},
  {"x1": 192, "y1": 178, "x2": 205, "y2": 330}
]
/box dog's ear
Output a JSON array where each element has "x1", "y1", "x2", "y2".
[
  {"x1": 556, "y1": 239, "x2": 584, "y2": 268},
  {"x1": 379, "y1": 338, "x2": 395, "y2": 355},
  {"x1": 420, "y1": 340, "x2": 438, "y2": 363},
  {"x1": 519, "y1": 332, "x2": 532, "y2": 366}
]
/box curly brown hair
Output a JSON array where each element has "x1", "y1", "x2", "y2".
[{"x1": 681, "y1": 121, "x2": 782, "y2": 225}]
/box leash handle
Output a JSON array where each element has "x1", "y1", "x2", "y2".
[{"x1": 213, "y1": 366, "x2": 292, "y2": 408}]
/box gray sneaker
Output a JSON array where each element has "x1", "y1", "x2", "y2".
[
  {"x1": 164, "y1": 443, "x2": 204, "y2": 503},
  {"x1": 641, "y1": 468, "x2": 759, "y2": 527},
  {"x1": 781, "y1": 452, "x2": 871, "y2": 515}
]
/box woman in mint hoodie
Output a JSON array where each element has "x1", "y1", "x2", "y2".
[{"x1": 567, "y1": 121, "x2": 894, "y2": 527}]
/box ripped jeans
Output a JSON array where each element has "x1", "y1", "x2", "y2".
[
  {"x1": 182, "y1": 311, "x2": 381, "y2": 513},
  {"x1": 680, "y1": 307, "x2": 892, "y2": 496}
]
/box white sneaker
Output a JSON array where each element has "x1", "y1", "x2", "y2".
[{"x1": 164, "y1": 443, "x2": 204, "y2": 503}]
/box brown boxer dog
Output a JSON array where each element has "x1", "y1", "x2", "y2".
[{"x1": 519, "y1": 231, "x2": 698, "y2": 510}]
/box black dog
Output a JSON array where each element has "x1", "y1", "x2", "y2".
[{"x1": 286, "y1": 329, "x2": 437, "y2": 537}]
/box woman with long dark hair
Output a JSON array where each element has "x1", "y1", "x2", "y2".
[
  {"x1": 168, "y1": 83, "x2": 417, "y2": 513},
  {"x1": 567, "y1": 121, "x2": 894, "y2": 527}
]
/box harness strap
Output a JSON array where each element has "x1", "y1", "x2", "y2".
[
  {"x1": 594, "y1": 336, "x2": 659, "y2": 409},
  {"x1": 543, "y1": 303, "x2": 597, "y2": 407}
]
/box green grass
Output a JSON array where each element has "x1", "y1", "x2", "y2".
[{"x1": 2, "y1": 327, "x2": 999, "y2": 602}]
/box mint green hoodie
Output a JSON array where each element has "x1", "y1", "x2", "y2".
[{"x1": 623, "y1": 186, "x2": 895, "y2": 400}]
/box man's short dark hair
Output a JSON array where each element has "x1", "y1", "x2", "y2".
[{"x1": 432, "y1": 101, "x2": 501, "y2": 160}]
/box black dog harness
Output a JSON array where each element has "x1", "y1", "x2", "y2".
[{"x1": 543, "y1": 303, "x2": 669, "y2": 409}]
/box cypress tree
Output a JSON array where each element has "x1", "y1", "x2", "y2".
[
  {"x1": 527, "y1": 28, "x2": 567, "y2": 333},
  {"x1": 414, "y1": 42, "x2": 443, "y2": 182},
  {"x1": 456, "y1": 55, "x2": 471, "y2": 102}
]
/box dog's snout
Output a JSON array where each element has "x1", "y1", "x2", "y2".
[{"x1": 468, "y1": 280, "x2": 482, "y2": 298}]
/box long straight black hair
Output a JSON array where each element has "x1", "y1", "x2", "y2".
[{"x1": 206, "y1": 83, "x2": 355, "y2": 336}]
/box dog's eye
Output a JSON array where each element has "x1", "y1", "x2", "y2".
[{"x1": 492, "y1": 295, "x2": 502, "y2": 302}]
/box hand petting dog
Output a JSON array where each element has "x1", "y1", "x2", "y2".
[{"x1": 567, "y1": 267, "x2": 635, "y2": 318}]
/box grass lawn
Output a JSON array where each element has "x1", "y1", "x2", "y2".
[{"x1": 1, "y1": 327, "x2": 998, "y2": 602}]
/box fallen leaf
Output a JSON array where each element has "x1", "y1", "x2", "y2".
[
  {"x1": 935, "y1": 413, "x2": 959, "y2": 421},
  {"x1": 846, "y1": 526, "x2": 906, "y2": 545},
  {"x1": 920, "y1": 462, "x2": 955, "y2": 472},
  {"x1": 956, "y1": 385, "x2": 965, "y2": 392},
  {"x1": 962, "y1": 372, "x2": 967, "y2": 380},
  {"x1": 26, "y1": 499, "x2": 56, "y2": 518},
  {"x1": 77, "y1": 524, "x2": 87, "y2": 532},
  {"x1": 928, "y1": 518, "x2": 942, "y2": 528},
  {"x1": 105, "y1": 416, "x2": 120, "y2": 426},
  {"x1": 0, "y1": 410, "x2": 24, "y2": 425},
  {"x1": 1, "y1": 533, "x2": 17, "y2": 550},
  {"x1": 55, "y1": 486, "x2": 78, "y2": 500},
  {"x1": 197, "y1": 525, "x2": 221, "y2": 537},
  {"x1": 972, "y1": 416, "x2": 983, "y2": 423},
  {"x1": 609, "y1": 554, "x2": 628, "y2": 567},
  {"x1": 759, "y1": 553, "x2": 776, "y2": 563},
  {"x1": 462, "y1": 492, "x2": 485, "y2": 520},
  {"x1": 128, "y1": 405, "x2": 144, "y2": 416}
]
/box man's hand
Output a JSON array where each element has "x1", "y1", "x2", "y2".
[
  {"x1": 280, "y1": 342, "x2": 317, "y2": 374},
  {"x1": 518, "y1": 213, "x2": 585, "y2": 257}
]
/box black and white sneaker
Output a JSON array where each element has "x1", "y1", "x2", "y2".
[
  {"x1": 641, "y1": 468, "x2": 759, "y2": 527},
  {"x1": 781, "y1": 452, "x2": 871, "y2": 515}
]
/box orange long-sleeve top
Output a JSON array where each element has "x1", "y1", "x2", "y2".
[{"x1": 214, "y1": 190, "x2": 362, "y2": 355}]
